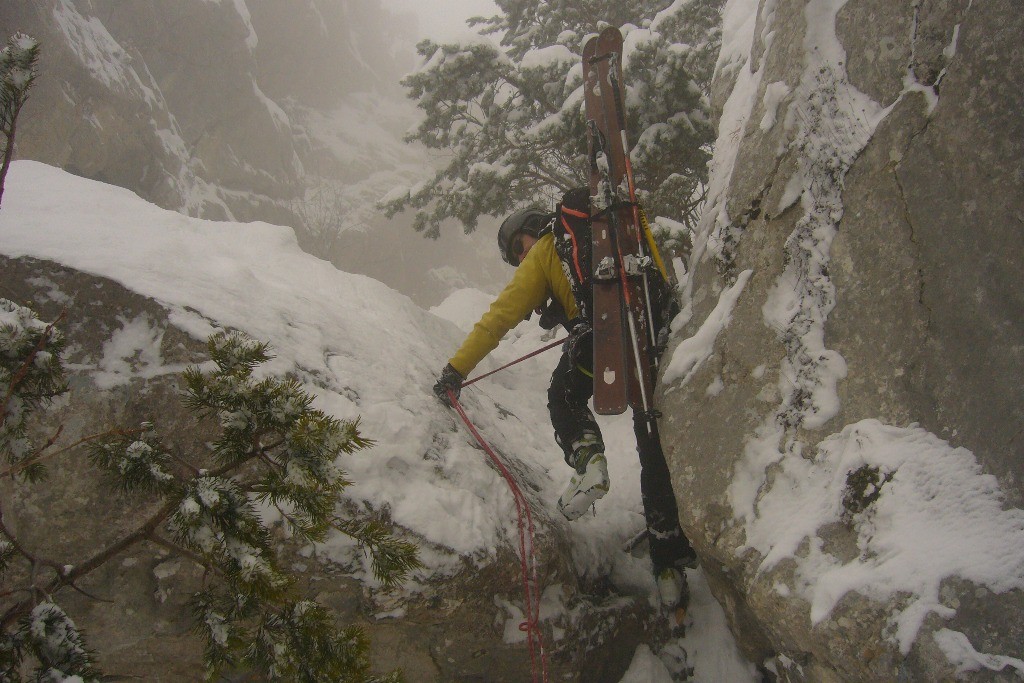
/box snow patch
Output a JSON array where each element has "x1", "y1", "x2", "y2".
[
  {"x1": 231, "y1": 0, "x2": 258, "y2": 50},
  {"x1": 429, "y1": 288, "x2": 495, "y2": 334},
  {"x1": 619, "y1": 644, "x2": 674, "y2": 682},
  {"x1": 690, "y1": 0, "x2": 769, "y2": 285},
  {"x1": 933, "y1": 628, "x2": 1024, "y2": 677},
  {"x1": 759, "y1": 81, "x2": 790, "y2": 131},
  {"x1": 664, "y1": 270, "x2": 751, "y2": 386},
  {"x1": 520, "y1": 44, "x2": 575, "y2": 70},
  {"x1": 680, "y1": 569, "x2": 761, "y2": 681},
  {"x1": 89, "y1": 314, "x2": 187, "y2": 389},
  {"x1": 732, "y1": 420, "x2": 1024, "y2": 654},
  {"x1": 51, "y1": 0, "x2": 160, "y2": 107}
]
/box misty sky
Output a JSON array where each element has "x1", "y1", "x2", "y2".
[{"x1": 381, "y1": 0, "x2": 498, "y2": 41}]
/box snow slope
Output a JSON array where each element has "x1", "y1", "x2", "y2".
[{"x1": 0, "y1": 161, "x2": 755, "y2": 681}]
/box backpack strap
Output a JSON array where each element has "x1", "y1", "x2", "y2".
[
  {"x1": 559, "y1": 204, "x2": 588, "y2": 287},
  {"x1": 553, "y1": 187, "x2": 594, "y2": 323}
]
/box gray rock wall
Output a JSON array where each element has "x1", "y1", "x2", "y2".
[{"x1": 659, "y1": 0, "x2": 1023, "y2": 680}]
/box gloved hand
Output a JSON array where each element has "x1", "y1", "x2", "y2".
[{"x1": 432, "y1": 363, "x2": 464, "y2": 407}]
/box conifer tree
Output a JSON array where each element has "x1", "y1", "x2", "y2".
[
  {"x1": 0, "y1": 301, "x2": 416, "y2": 682},
  {"x1": 382, "y1": 0, "x2": 723, "y2": 237},
  {"x1": 0, "y1": 33, "x2": 39, "y2": 209}
]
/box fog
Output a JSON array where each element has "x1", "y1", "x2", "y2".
[
  {"x1": 291, "y1": 0, "x2": 510, "y2": 308},
  {"x1": 380, "y1": 0, "x2": 499, "y2": 41},
  {"x1": 3, "y1": 0, "x2": 510, "y2": 309}
]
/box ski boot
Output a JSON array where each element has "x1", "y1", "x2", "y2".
[
  {"x1": 557, "y1": 434, "x2": 609, "y2": 520},
  {"x1": 656, "y1": 566, "x2": 690, "y2": 632}
]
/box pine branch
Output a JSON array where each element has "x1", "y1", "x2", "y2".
[
  {"x1": 0, "y1": 427, "x2": 147, "y2": 480},
  {"x1": 63, "y1": 498, "x2": 175, "y2": 580},
  {"x1": 146, "y1": 531, "x2": 218, "y2": 574},
  {"x1": 331, "y1": 518, "x2": 423, "y2": 590},
  {"x1": 0, "y1": 309, "x2": 66, "y2": 426},
  {"x1": 0, "y1": 504, "x2": 68, "y2": 581},
  {"x1": 63, "y1": 577, "x2": 114, "y2": 605},
  {"x1": 167, "y1": 448, "x2": 202, "y2": 478},
  {"x1": 0, "y1": 497, "x2": 181, "y2": 632},
  {"x1": 4, "y1": 321, "x2": 410, "y2": 680},
  {"x1": 0, "y1": 424, "x2": 62, "y2": 480}
]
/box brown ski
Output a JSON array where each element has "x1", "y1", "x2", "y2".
[
  {"x1": 584, "y1": 32, "x2": 629, "y2": 415},
  {"x1": 586, "y1": 27, "x2": 656, "y2": 417}
]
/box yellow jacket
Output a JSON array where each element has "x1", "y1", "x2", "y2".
[{"x1": 449, "y1": 233, "x2": 578, "y2": 377}]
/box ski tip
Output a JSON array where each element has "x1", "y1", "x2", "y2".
[{"x1": 597, "y1": 25, "x2": 624, "y2": 48}]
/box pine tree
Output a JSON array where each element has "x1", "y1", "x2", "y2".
[
  {"x1": 0, "y1": 33, "x2": 39, "y2": 209},
  {"x1": 382, "y1": 0, "x2": 724, "y2": 237},
  {"x1": 1, "y1": 302, "x2": 416, "y2": 682}
]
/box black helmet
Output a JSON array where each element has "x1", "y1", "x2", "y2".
[{"x1": 498, "y1": 208, "x2": 552, "y2": 265}]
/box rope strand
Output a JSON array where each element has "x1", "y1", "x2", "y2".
[
  {"x1": 449, "y1": 389, "x2": 549, "y2": 682},
  {"x1": 459, "y1": 336, "x2": 566, "y2": 389}
]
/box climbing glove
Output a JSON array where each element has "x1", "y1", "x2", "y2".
[{"x1": 433, "y1": 363, "x2": 464, "y2": 407}]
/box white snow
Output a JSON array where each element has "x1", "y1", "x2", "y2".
[
  {"x1": 230, "y1": 0, "x2": 258, "y2": 51},
  {"x1": 51, "y1": 0, "x2": 160, "y2": 108},
  {"x1": 690, "y1": 0, "x2": 766, "y2": 287},
  {"x1": 429, "y1": 288, "x2": 495, "y2": 333},
  {"x1": 28, "y1": 602, "x2": 89, "y2": 679},
  {"x1": 758, "y1": 81, "x2": 790, "y2": 132},
  {"x1": 732, "y1": 420, "x2": 1024, "y2": 653},
  {"x1": 520, "y1": 44, "x2": 576, "y2": 70},
  {"x1": 0, "y1": 161, "x2": 755, "y2": 680},
  {"x1": 663, "y1": 269, "x2": 751, "y2": 386},
  {"x1": 712, "y1": 0, "x2": 762, "y2": 84},
  {"x1": 680, "y1": 570, "x2": 761, "y2": 681},
  {"x1": 619, "y1": 644, "x2": 674, "y2": 682},
  {"x1": 252, "y1": 80, "x2": 289, "y2": 131},
  {"x1": 89, "y1": 314, "x2": 189, "y2": 389},
  {"x1": 620, "y1": 568, "x2": 760, "y2": 681},
  {"x1": 933, "y1": 628, "x2": 1024, "y2": 678}
]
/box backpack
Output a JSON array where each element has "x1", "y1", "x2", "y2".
[{"x1": 551, "y1": 187, "x2": 680, "y2": 345}]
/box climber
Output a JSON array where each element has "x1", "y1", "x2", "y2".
[{"x1": 432, "y1": 187, "x2": 697, "y2": 607}]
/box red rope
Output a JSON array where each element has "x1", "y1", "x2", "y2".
[
  {"x1": 459, "y1": 336, "x2": 566, "y2": 389},
  {"x1": 448, "y1": 389, "x2": 549, "y2": 682}
]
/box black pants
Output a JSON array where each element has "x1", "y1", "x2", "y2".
[{"x1": 547, "y1": 332, "x2": 693, "y2": 572}]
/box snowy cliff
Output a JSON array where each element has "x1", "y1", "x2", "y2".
[
  {"x1": 0, "y1": 161, "x2": 755, "y2": 681},
  {"x1": 659, "y1": 0, "x2": 1024, "y2": 680}
]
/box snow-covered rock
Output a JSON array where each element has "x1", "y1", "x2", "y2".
[{"x1": 661, "y1": 0, "x2": 1024, "y2": 680}]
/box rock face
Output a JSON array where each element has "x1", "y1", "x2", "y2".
[{"x1": 659, "y1": 0, "x2": 1023, "y2": 680}]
